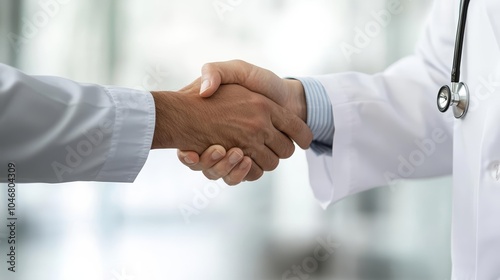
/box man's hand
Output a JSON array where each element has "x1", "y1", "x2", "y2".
[
  {"x1": 152, "y1": 78, "x2": 312, "y2": 181},
  {"x1": 178, "y1": 144, "x2": 252, "y2": 186},
  {"x1": 177, "y1": 61, "x2": 310, "y2": 185},
  {"x1": 200, "y1": 60, "x2": 307, "y2": 122}
]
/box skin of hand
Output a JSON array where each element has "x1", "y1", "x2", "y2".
[
  {"x1": 177, "y1": 60, "x2": 309, "y2": 185},
  {"x1": 152, "y1": 77, "x2": 312, "y2": 182}
]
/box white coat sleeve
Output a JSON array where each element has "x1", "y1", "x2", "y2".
[
  {"x1": 0, "y1": 64, "x2": 155, "y2": 183},
  {"x1": 306, "y1": 0, "x2": 458, "y2": 207}
]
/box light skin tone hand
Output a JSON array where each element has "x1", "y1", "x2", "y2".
[
  {"x1": 151, "y1": 76, "x2": 312, "y2": 183},
  {"x1": 177, "y1": 60, "x2": 309, "y2": 185}
]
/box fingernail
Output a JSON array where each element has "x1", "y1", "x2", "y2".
[
  {"x1": 184, "y1": 156, "x2": 195, "y2": 165},
  {"x1": 228, "y1": 152, "x2": 243, "y2": 165},
  {"x1": 211, "y1": 150, "x2": 224, "y2": 160},
  {"x1": 200, "y1": 79, "x2": 210, "y2": 94}
]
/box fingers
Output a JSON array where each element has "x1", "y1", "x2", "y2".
[
  {"x1": 177, "y1": 149, "x2": 200, "y2": 168},
  {"x1": 178, "y1": 143, "x2": 266, "y2": 185},
  {"x1": 265, "y1": 129, "x2": 296, "y2": 159},
  {"x1": 185, "y1": 143, "x2": 272, "y2": 184},
  {"x1": 244, "y1": 142, "x2": 280, "y2": 172},
  {"x1": 178, "y1": 145, "x2": 254, "y2": 185},
  {"x1": 202, "y1": 148, "x2": 245, "y2": 180},
  {"x1": 243, "y1": 161, "x2": 264, "y2": 182},
  {"x1": 223, "y1": 156, "x2": 253, "y2": 186},
  {"x1": 178, "y1": 145, "x2": 226, "y2": 171},
  {"x1": 271, "y1": 106, "x2": 313, "y2": 149}
]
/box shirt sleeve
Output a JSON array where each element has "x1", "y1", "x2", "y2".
[
  {"x1": 293, "y1": 77, "x2": 334, "y2": 155},
  {"x1": 0, "y1": 63, "x2": 155, "y2": 183}
]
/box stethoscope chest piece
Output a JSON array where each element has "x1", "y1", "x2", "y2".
[
  {"x1": 437, "y1": 0, "x2": 470, "y2": 119},
  {"x1": 437, "y1": 82, "x2": 469, "y2": 119}
]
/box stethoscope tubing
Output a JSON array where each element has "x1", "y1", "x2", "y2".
[
  {"x1": 437, "y1": 0, "x2": 471, "y2": 119},
  {"x1": 451, "y1": 0, "x2": 471, "y2": 83}
]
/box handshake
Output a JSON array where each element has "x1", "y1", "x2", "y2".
[{"x1": 151, "y1": 60, "x2": 313, "y2": 185}]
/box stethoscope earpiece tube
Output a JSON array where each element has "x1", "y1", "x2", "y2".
[{"x1": 437, "y1": 0, "x2": 471, "y2": 119}]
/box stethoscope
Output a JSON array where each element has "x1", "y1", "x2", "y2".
[{"x1": 437, "y1": 0, "x2": 471, "y2": 119}]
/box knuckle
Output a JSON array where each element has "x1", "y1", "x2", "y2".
[
  {"x1": 231, "y1": 60, "x2": 251, "y2": 82},
  {"x1": 281, "y1": 142, "x2": 295, "y2": 158},
  {"x1": 296, "y1": 125, "x2": 313, "y2": 148},
  {"x1": 197, "y1": 159, "x2": 211, "y2": 170},
  {"x1": 202, "y1": 169, "x2": 221, "y2": 180},
  {"x1": 246, "y1": 169, "x2": 263, "y2": 181},
  {"x1": 188, "y1": 165, "x2": 203, "y2": 172},
  {"x1": 244, "y1": 163, "x2": 263, "y2": 181},
  {"x1": 213, "y1": 164, "x2": 230, "y2": 177},
  {"x1": 223, "y1": 176, "x2": 240, "y2": 186},
  {"x1": 258, "y1": 128, "x2": 271, "y2": 141},
  {"x1": 248, "y1": 122, "x2": 261, "y2": 135},
  {"x1": 232, "y1": 59, "x2": 245, "y2": 66},
  {"x1": 305, "y1": 129, "x2": 314, "y2": 147},
  {"x1": 248, "y1": 124, "x2": 267, "y2": 141},
  {"x1": 263, "y1": 156, "x2": 279, "y2": 172},
  {"x1": 250, "y1": 94, "x2": 268, "y2": 108},
  {"x1": 201, "y1": 62, "x2": 215, "y2": 73},
  {"x1": 231, "y1": 59, "x2": 250, "y2": 71}
]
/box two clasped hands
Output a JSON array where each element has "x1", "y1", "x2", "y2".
[{"x1": 150, "y1": 60, "x2": 313, "y2": 185}]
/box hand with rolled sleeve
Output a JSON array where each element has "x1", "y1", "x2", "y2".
[
  {"x1": 177, "y1": 60, "x2": 334, "y2": 185},
  {"x1": 0, "y1": 63, "x2": 312, "y2": 183}
]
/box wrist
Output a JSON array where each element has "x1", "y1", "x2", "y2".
[
  {"x1": 151, "y1": 89, "x2": 214, "y2": 152},
  {"x1": 285, "y1": 79, "x2": 307, "y2": 123},
  {"x1": 151, "y1": 90, "x2": 183, "y2": 149}
]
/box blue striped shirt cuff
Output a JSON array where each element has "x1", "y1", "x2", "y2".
[{"x1": 293, "y1": 77, "x2": 334, "y2": 155}]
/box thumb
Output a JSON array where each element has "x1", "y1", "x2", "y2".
[
  {"x1": 199, "y1": 64, "x2": 222, "y2": 98},
  {"x1": 198, "y1": 60, "x2": 285, "y2": 105}
]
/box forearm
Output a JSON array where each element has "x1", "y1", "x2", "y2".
[{"x1": 0, "y1": 64, "x2": 154, "y2": 183}]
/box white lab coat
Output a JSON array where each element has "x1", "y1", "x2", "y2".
[
  {"x1": 305, "y1": 0, "x2": 500, "y2": 278},
  {"x1": 0, "y1": 64, "x2": 155, "y2": 183}
]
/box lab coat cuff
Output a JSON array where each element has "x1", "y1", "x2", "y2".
[
  {"x1": 290, "y1": 77, "x2": 334, "y2": 155},
  {"x1": 95, "y1": 86, "x2": 155, "y2": 182},
  {"x1": 304, "y1": 74, "x2": 357, "y2": 207}
]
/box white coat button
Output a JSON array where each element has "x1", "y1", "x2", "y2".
[{"x1": 490, "y1": 161, "x2": 500, "y2": 182}]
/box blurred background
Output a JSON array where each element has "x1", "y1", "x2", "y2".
[{"x1": 0, "y1": 0, "x2": 452, "y2": 279}]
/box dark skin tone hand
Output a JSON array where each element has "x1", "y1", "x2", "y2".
[
  {"x1": 151, "y1": 78, "x2": 312, "y2": 181},
  {"x1": 177, "y1": 60, "x2": 311, "y2": 185}
]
